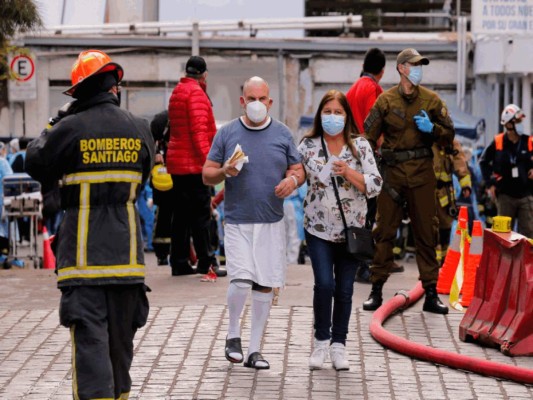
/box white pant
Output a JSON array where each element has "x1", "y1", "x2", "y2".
[{"x1": 224, "y1": 220, "x2": 287, "y2": 287}]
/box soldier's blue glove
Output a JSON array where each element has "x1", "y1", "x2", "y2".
[{"x1": 414, "y1": 110, "x2": 434, "y2": 134}]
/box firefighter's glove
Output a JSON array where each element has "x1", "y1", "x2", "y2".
[{"x1": 414, "y1": 110, "x2": 434, "y2": 135}]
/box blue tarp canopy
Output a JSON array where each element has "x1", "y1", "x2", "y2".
[{"x1": 447, "y1": 107, "x2": 486, "y2": 141}]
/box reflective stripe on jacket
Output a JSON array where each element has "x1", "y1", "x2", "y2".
[{"x1": 26, "y1": 93, "x2": 155, "y2": 287}]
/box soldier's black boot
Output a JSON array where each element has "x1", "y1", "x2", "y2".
[
  {"x1": 423, "y1": 284, "x2": 449, "y2": 314},
  {"x1": 362, "y1": 282, "x2": 384, "y2": 311}
]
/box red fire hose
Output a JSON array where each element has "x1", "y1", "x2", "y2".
[{"x1": 369, "y1": 282, "x2": 533, "y2": 385}]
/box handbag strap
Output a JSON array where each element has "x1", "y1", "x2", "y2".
[{"x1": 321, "y1": 135, "x2": 350, "y2": 232}]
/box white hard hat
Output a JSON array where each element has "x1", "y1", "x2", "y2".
[{"x1": 500, "y1": 104, "x2": 525, "y2": 125}]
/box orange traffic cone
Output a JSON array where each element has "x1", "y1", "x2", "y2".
[
  {"x1": 42, "y1": 227, "x2": 56, "y2": 270},
  {"x1": 437, "y1": 225, "x2": 462, "y2": 294},
  {"x1": 458, "y1": 205, "x2": 468, "y2": 222},
  {"x1": 437, "y1": 206, "x2": 469, "y2": 294},
  {"x1": 461, "y1": 220, "x2": 483, "y2": 307}
]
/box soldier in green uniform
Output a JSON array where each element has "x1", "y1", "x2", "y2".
[{"x1": 362, "y1": 48, "x2": 454, "y2": 314}]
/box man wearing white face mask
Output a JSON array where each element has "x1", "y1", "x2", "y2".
[
  {"x1": 362, "y1": 48, "x2": 455, "y2": 314},
  {"x1": 203, "y1": 76, "x2": 304, "y2": 370}
]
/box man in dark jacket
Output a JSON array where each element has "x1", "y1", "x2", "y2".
[
  {"x1": 479, "y1": 104, "x2": 533, "y2": 238},
  {"x1": 25, "y1": 49, "x2": 154, "y2": 400},
  {"x1": 167, "y1": 56, "x2": 226, "y2": 277}
]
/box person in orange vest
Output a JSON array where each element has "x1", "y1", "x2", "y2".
[
  {"x1": 432, "y1": 138, "x2": 471, "y2": 264},
  {"x1": 479, "y1": 104, "x2": 533, "y2": 238}
]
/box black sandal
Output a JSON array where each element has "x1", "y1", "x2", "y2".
[
  {"x1": 225, "y1": 337, "x2": 243, "y2": 363},
  {"x1": 243, "y1": 352, "x2": 270, "y2": 370}
]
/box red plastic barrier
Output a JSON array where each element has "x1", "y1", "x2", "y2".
[
  {"x1": 461, "y1": 221, "x2": 483, "y2": 307},
  {"x1": 459, "y1": 229, "x2": 533, "y2": 356}
]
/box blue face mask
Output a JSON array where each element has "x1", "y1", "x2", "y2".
[
  {"x1": 407, "y1": 65, "x2": 423, "y2": 86},
  {"x1": 321, "y1": 114, "x2": 345, "y2": 136}
]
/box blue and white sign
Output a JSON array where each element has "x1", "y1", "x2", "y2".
[{"x1": 472, "y1": 0, "x2": 533, "y2": 35}]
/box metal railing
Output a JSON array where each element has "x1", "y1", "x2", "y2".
[{"x1": 37, "y1": 15, "x2": 362, "y2": 37}]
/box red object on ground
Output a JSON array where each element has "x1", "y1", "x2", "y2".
[
  {"x1": 459, "y1": 229, "x2": 533, "y2": 356},
  {"x1": 200, "y1": 266, "x2": 217, "y2": 282},
  {"x1": 42, "y1": 227, "x2": 55, "y2": 270},
  {"x1": 437, "y1": 222, "x2": 464, "y2": 294},
  {"x1": 461, "y1": 220, "x2": 483, "y2": 307},
  {"x1": 370, "y1": 282, "x2": 533, "y2": 384}
]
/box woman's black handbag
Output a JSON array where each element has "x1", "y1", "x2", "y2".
[
  {"x1": 321, "y1": 136, "x2": 375, "y2": 261},
  {"x1": 344, "y1": 226, "x2": 374, "y2": 261}
]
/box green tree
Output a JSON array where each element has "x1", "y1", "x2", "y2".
[{"x1": 0, "y1": 0, "x2": 42, "y2": 108}]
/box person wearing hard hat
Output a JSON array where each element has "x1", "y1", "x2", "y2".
[
  {"x1": 362, "y1": 48, "x2": 455, "y2": 314},
  {"x1": 479, "y1": 104, "x2": 533, "y2": 238},
  {"x1": 25, "y1": 49, "x2": 154, "y2": 399}
]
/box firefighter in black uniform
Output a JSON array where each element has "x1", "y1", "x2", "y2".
[{"x1": 26, "y1": 49, "x2": 154, "y2": 400}]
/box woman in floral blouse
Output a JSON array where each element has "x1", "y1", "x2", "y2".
[{"x1": 298, "y1": 90, "x2": 382, "y2": 371}]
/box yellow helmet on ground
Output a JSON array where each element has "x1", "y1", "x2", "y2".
[{"x1": 151, "y1": 164, "x2": 173, "y2": 191}]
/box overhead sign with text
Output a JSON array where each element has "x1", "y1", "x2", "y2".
[
  {"x1": 472, "y1": 0, "x2": 533, "y2": 35},
  {"x1": 8, "y1": 52, "x2": 37, "y2": 101}
]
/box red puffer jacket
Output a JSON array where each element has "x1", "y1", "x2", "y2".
[{"x1": 167, "y1": 77, "x2": 216, "y2": 175}]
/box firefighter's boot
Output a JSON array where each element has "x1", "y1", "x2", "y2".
[
  {"x1": 362, "y1": 282, "x2": 384, "y2": 311},
  {"x1": 423, "y1": 284, "x2": 449, "y2": 314}
]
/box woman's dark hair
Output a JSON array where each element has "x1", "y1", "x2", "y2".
[{"x1": 303, "y1": 90, "x2": 361, "y2": 158}]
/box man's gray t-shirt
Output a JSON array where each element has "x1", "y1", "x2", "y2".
[{"x1": 208, "y1": 117, "x2": 301, "y2": 224}]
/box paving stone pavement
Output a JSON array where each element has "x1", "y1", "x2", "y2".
[{"x1": 0, "y1": 253, "x2": 532, "y2": 399}]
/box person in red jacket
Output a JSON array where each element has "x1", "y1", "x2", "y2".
[
  {"x1": 346, "y1": 48, "x2": 385, "y2": 134},
  {"x1": 167, "y1": 56, "x2": 226, "y2": 277}
]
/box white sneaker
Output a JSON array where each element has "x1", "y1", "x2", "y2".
[
  {"x1": 20, "y1": 240, "x2": 30, "y2": 247},
  {"x1": 330, "y1": 342, "x2": 350, "y2": 371},
  {"x1": 308, "y1": 339, "x2": 329, "y2": 370}
]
